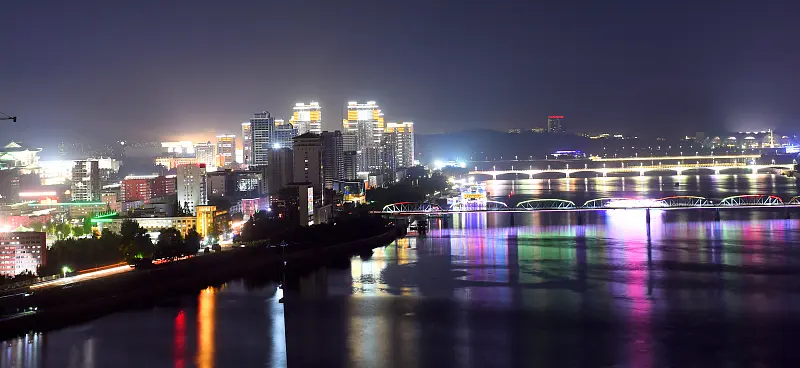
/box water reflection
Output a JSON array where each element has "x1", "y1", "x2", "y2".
[{"x1": 9, "y1": 205, "x2": 800, "y2": 366}]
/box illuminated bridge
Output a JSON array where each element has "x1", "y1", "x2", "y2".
[
  {"x1": 469, "y1": 163, "x2": 793, "y2": 179},
  {"x1": 378, "y1": 195, "x2": 800, "y2": 215}
]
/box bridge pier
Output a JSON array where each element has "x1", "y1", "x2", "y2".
[
  {"x1": 576, "y1": 211, "x2": 584, "y2": 225},
  {"x1": 646, "y1": 208, "x2": 651, "y2": 224},
  {"x1": 714, "y1": 208, "x2": 721, "y2": 221},
  {"x1": 786, "y1": 207, "x2": 791, "y2": 220},
  {"x1": 509, "y1": 212, "x2": 515, "y2": 226}
]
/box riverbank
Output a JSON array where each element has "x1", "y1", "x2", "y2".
[{"x1": 0, "y1": 227, "x2": 398, "y2": 339}]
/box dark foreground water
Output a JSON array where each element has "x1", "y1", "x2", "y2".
[{"x1": 6, "y1": 207, "x2": 800, "y2": 367}]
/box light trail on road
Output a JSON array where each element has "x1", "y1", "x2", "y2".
[{"x1": 29, "y1": 265, "x2": 132, "y2": 290}]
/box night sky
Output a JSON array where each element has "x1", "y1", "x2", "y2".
[{"x1": 2, "y1": 0, "x2": 799, "y2": 147}]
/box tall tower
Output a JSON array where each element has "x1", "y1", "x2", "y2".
[
  {"x1": 250, "y1": 112, "x2": 274, "y2": 166},
  {"x1": 343, "y1": 101, "x2": 384, "y2": 172},
  {"x1": 321, "y1": 131, "x2": 344, "y2": 189},
  {"x1": 547, "y1": 115, "x2": 564, "y2": 133},
  {"x1": 176, "y1": 163, "x2": 207, "y2": 215},
  {"x1": 292, "y1": 133, "x2": 323, "y2": 197},
  {"x1": 290, "y1": 102, "x2": 322, "y2": 135},
  {"x1": 71, "y1": 160, "x2": 100, "y2": 202},
  {"x1": 241, "y1": 122, "x2": 252, "y2": 165},
  {"x1": 216, "y1": 134, "x2": 236, "y2": 167},
  {"x1": 384, "y1": 122, "x2": 415, "y2": 169},
  {"x1": 194, "y1": 141, "x2": 215, "y2": 167}
]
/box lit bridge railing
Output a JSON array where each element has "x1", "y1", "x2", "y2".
[
  {"x1": 516, "y1": 199, "x2": 576, "y2": 209},
  {"x1": 450, "y1": 200, "x2": 509, "y2": 211},
  {"x1": 381, "y1": 202, "x2": 442, "y2": 213},
  {"x1": 718, "y1": 195, "x2": 784, "y2": 206}
]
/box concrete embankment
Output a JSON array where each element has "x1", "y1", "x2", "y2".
[{"x1": 0, "y1": 227, "x2": 398, "y2": 339}]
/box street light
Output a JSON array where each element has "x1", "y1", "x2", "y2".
[{"x1": 62, "y1": 266, "x2": 72, "y2": 278}]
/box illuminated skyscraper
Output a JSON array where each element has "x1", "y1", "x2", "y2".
[
  {"x1": 177, "y1": 163, "x2": 207, "y2": 215},
  {"x1": 290, "y1": 102, "x2": 322, "y2": 135},
  {"x1": 383, "y1": 122, "x2": 415, "y2": 169},
  {"x1": 547, "y1": 115, "x2": 564, "y2": 133},
  {"x1": 292, "y1": 133, "x2": 323, "y2": 197},
  {"x1": 321, "y1": 131, "x2": 344, "y2": 189},
  {"x1": 71, "y1": 160, "x2": 100, "y2": 202},
  {"x1": 216, "y1": 134, "x2": 236, "y2": 167},
  {"x1": 250, "y1": 112, "x2": 274, "y2": 166},
  {"x1": 241, "y1": 122, "x2": 252, "y2": 165},
  {"x1": 343, "y1": 101, "x2": 384, "y2": 172}
]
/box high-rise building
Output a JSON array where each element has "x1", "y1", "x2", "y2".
[
  {"x1": 0, "y1": 232, "x2": 46, "y2": 277},
  {"x1": 71, "y1": 160, "x2": 100, "y2": 202},
  {"x1": 290, "y1": 102, "x2": 322, "y2": 135},
  {"x1": 250, "y1": 112, "x2": 274, "y2": 166},
  {"x1": 292, "y1": 133, "x2": 323, "y2": 197},
  {"x1": 122, "y1": 175, "x2": 176, "y2": 202},
  {"x1": 241, "y1": 122, "x2": 252, "y2": 165},
  {"x1": 267, "y1": 148, "x2": 293, "y2": 194},
  {"x1": 384, "y1": 122, "x2": 415, "y2": 169},
  {"x1": 343, "y1": 101, "x2": 384, "y2": 172},
  {"x1": 547, "y1": 115, "x2": 564, "y2": 133},
  {"x1": 177, "y1": 164, "x2": 207, "y2": 215},
  {"x1": 216, "y1": 134, "x2": 236, "y2": 167},
  {"x1": 342, "y1": 151, "x2": 358, "y2": 181},
  {"x1": 272, "y1": 119, "x2": 297, "y2": 150},
  {"x1": 194, "y1": 141, "x2": 215, "y2": 167},
  {"x1": 321, "y1": 131, "x2": 344, "y2": 189}
]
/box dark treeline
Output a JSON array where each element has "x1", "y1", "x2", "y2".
[
  {"x1": 38, "y1": 220, "x2": 201, "y2": 276},
  {"x1": 366, "y1": 169, "x2": 448, "y2": 209},
  {"x1": 239, "y1": 211, "x2": 389, "y2": 250}
]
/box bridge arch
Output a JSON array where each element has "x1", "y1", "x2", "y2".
[
  {"x1": 382, "y1": 202, "x2": 442, "y2": 213},
  {"x1": 582, "y1": 197, "x2": 667, "y2": 208},
  {"x1": 718, "y1": 195, "x2": 784, "y2": 206},
  {"x1": 790, "y1": 196, "x2": 800, "y2": 205},
  {"x1": 516, "y1": 199, "x2": 577, "y2": 210},
  {"x1": 450, "y1": 200, "x2": 509, "y2": 211},
  {"x1": 657, "y1": 196, "x2": 713, "y2": 207}
]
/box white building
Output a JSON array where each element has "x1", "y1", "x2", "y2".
[
  {"x1": 0, "y1": 232, "x2": 46, "y2": 277},
  {"x1": 384, "y1": 122, "x2": 415, "y2": 169},
  {"x1": 250, "y1": 112, "x2": 274, "y2": 166},
  {"x1": 343, "y1": 101, "x2": 384, "y2": 172},
  {"x1": 161, "y1": 141, "x2": 195, "y2": 155},
  {"x1": 290, "y1": 102, "x2": 322, "y2": 135},
  {"x1": 176, "y1": 164, "x2": 207, "y2": 215},
  {"x1": 194, "y1": 141, "x2": 216, "y2": 167},
  {"x1": 242, "y1": 122, "x2": 252, "y2": 165},
  {"x1": 216, "y1": 134, "x2": 236, "y2": 167},
  {"x1": 292, "y1": 133, "x2": 323, "y2": 197},
  {"x1": 71, "y1": 160, "x2": 100, "y2": 202}
]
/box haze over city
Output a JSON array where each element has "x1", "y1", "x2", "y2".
[{"x1": 3, "y1": 0, "x2": 800, "y2": 147}]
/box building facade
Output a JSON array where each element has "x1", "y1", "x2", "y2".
[
  {"x1": 242, "y1": 122, "x2": 252, "y2": 165},
  {"x1": 342, "y1": 151, "x2": 357, "y2": 181},
  {"x1": 272, "y1": 120, "x2": 297, "y2": 150},
  {"x1": 267, "y1": 148, "x2": 293, "y2": 194},
  {"x1": 321, "y1": 131, "x2": 344, "y2": 189},
  {"x1": 121, "y1": 175, "x2": 176, "y2": 202},
  {"x1": 206, "y1": 169, "x2": 263, "y2": 200},
  {"x1": 343, "y1": 101, "x2": 384, "y2": 172},
  {"x1": 216, "y1": 134, "x2": 236, "y2": 167},
  {"x1": 384, "y1": 122, "x2": 415, "y2": 169},
  {"x1": 176, "y1": 164, "x2": 207, "y2": 215},
  {"x1": 290, "y1": 102, "x2": 322, "y2": 135},
  {"x1": 250, "y1": 112, "x2": 274, "y2": 166},
  {"x1": 194, "y1": 141, "x2": 216, "y2": 167},
  {"x1": 292, "y1": 133, "x2": 323, "y2": 197},
  {"x1": 0, "y1": 232, "x2": 46, "y2": 277},
  {"x1": 71, "y1": 160, "x2": 101, "y2": 202}
]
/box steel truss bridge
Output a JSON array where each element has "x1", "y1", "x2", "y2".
[
  {"x1": 469, "y1": 163, "x2": 793, "y2": 179},
  {"x1": 378, "y1": 195, "x2": 800, "y2": 214}
]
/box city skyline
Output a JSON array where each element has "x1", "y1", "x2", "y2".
[{"x1": 3, "y1": 1, "x2": 800, "y2": 147}]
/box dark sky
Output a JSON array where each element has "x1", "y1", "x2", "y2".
[{"x1": 2, "y1": 0, "x2": 799, "y2": 147}]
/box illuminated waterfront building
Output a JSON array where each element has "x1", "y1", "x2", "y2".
[
  {"x1": 343, "y1": 101, "x2": 384, "y2": 171},
  {"x1": 290, "y1": 102, "x2": 322, "y2": 135},
  {"x1": 216, "y1": 134, "x2": 236, "y2": 167}
]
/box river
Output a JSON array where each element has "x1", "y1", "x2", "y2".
[{"x1": 3, "y1": 174, "x2": 800, "y2": 367}]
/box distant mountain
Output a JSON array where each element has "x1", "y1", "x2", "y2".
[{"x1": 415, "y1": 129, "x2": 600, "y2": 163}]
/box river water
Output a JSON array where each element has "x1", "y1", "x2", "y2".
[{"x1": 4, "y1": 174, "x2": 800, "y2": 367}]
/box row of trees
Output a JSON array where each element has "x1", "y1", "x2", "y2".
[
  {"x1": 28, "y1": 217, "x2": 93, "y2": 239},
  {"x1": 38, "y1": 220, "x2": 203, "y2": 276},
  {"x1": 365, "y1": 170, "x2": 449, "y2": 209},
  {"x1": 238, "y1": 210, "x2": 388, "y2": 250}
]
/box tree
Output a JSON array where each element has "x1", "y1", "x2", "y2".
[
  {"x1": 156, "y1": 227, "x2": 184, "y2": 259},
  {"x1": 184, "y1": 227, "x2": 202, "y2": 255},
  {"x1": 130, "y1": 231, "x2": 154, "y2": 259}
]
